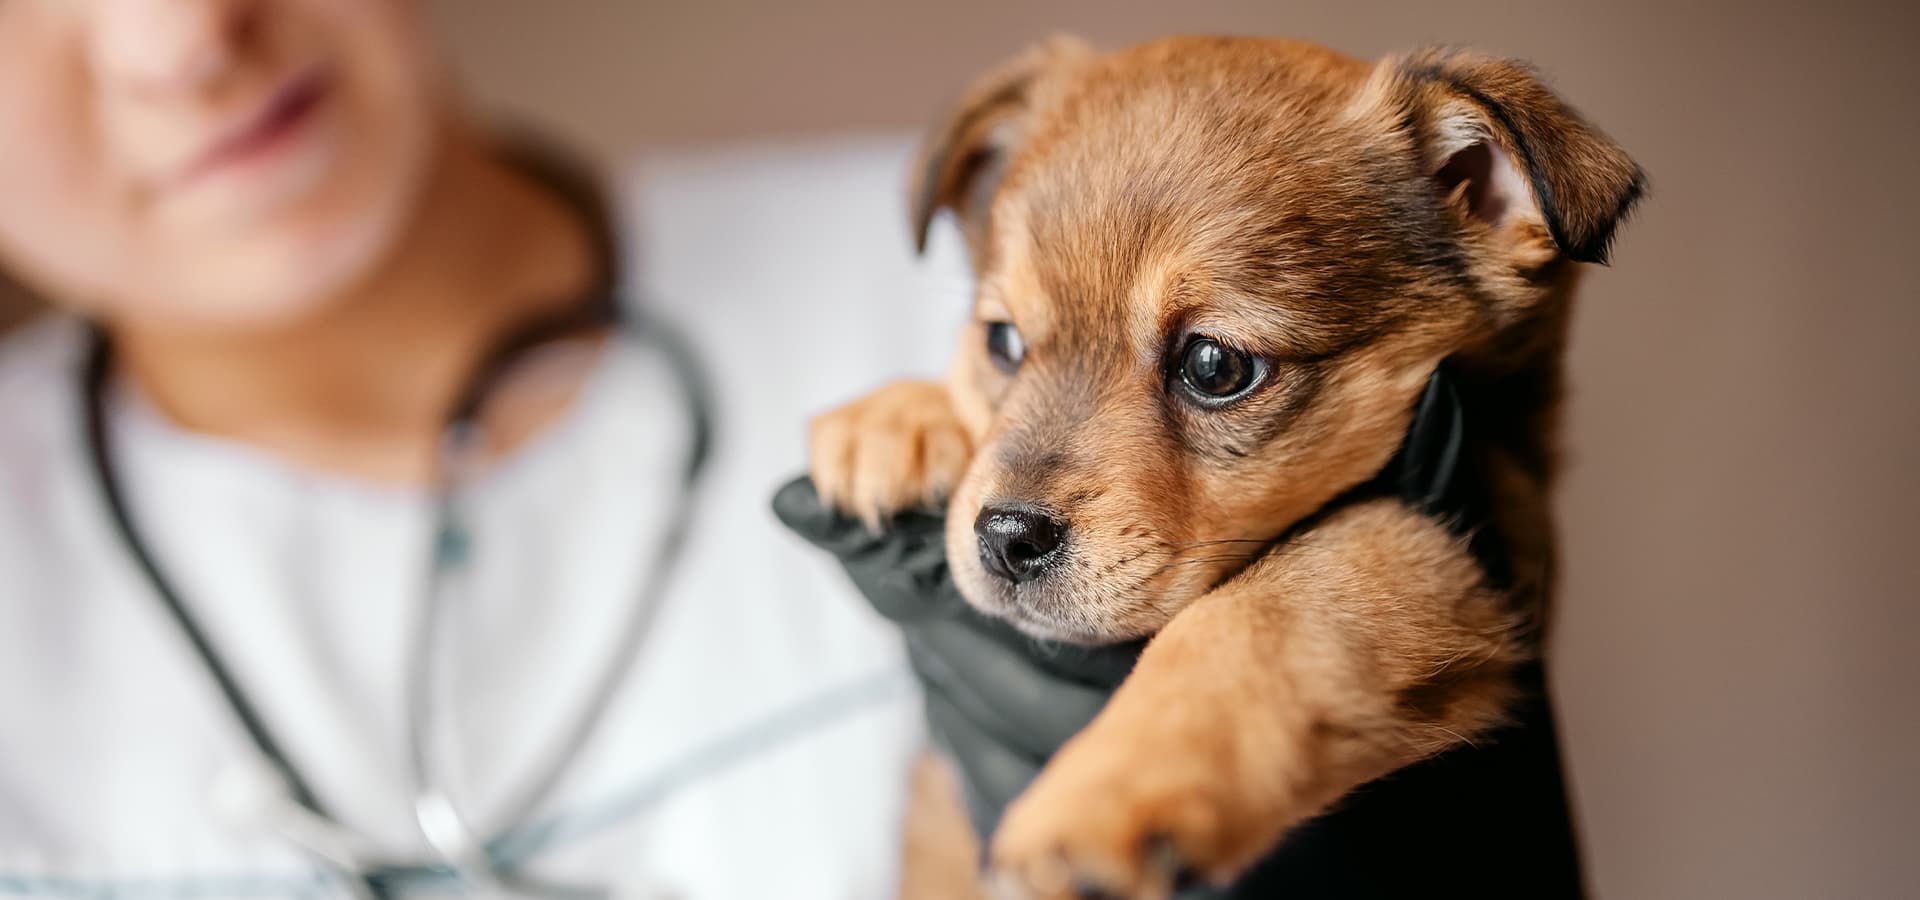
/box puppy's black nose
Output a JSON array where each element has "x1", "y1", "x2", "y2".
[{"x1": 974, "y1": 504, "x2": 1068, "y2": 583}]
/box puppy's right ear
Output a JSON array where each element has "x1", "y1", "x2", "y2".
[
  {"x1": 910, "y1": 36, "x2": 1092, "y2": 256},
  {"x1": 1363, "y1": 47, "x2": 1645, "y2": 267}
]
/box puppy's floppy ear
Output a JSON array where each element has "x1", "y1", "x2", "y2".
[
  {"x1": 1371, "y1": 47, "x2": 1645, "y2": 265},
  {"x1": 910, "y1": 35, "x2": 1092, "y2": 256}
]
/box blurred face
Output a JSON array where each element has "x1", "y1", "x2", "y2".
[{"x1": 0, "y1": 0, "x2": 443, "y2": 328}]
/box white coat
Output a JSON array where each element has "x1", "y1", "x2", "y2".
[{"x1": 0, "y1": 136, "x2": 972, "y2": 899}]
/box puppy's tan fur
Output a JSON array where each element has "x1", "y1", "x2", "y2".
[{"x1": 810, "y1": 36, "x2": 1641, "y2": 898}]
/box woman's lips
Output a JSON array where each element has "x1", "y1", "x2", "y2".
[{"x1": 176, "y1": 66, "x2": 330, "y2": 186}]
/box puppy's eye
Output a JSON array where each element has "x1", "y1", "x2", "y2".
[
  {"x1": 1177, "y1": 337, "x2": 1264, "y2": 404},
  {"x1": 985, "y1": 321, "x2": 1025, "y2": 374}
]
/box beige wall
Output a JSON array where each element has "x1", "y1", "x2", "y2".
[{"x1": 433, "y1": 3, "x2": 1920, "y2": 897}]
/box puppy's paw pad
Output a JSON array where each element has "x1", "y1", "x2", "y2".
[
  {"x1": 989, "y1": 763, "x2": 1246, "y2": 900},
  {"x1": 988, "y1": 836, "x2": 1192, "y2": 900},
  {"x1": 808, "y1": 380, "x2": 972, "y2": 527}
]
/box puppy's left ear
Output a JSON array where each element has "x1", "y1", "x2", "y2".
[
  {"x1": 909, "y1": 36, "x2": 1093, "y2": 257},
  {"x1": 1368, "y1": 48, "x2": 1646, "y2": 265}
]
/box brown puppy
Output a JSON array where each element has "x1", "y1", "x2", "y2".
[{"x1": 810, "y1": 35, "x2": 1641, "y2": 898}]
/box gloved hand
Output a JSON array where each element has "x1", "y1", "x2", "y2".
[
  {"x1": 772, "y1": 475, "x2": 1587, "y2": 899},
  {"x1": 770, "y1": 475, "x2": 1142, "y2": 838}
]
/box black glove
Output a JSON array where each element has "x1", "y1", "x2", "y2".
[{"x1": 771, "y1": 475, "x2": 1142, "y2": 838}]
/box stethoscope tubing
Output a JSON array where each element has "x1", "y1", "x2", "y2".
[{"x1": 78, "y1": 300, "x2": 713, "y2": 898}]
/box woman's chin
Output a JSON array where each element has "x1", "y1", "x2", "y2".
[{"x1": 125, "y1": 202, "x2": 410, "y2": 332}]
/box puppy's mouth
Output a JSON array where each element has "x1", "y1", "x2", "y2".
[
  {"x1": 955, "y1": 533, "x2": 1280, "y2": 645},
  {"x1": 982, "y1": 591, "x2": 1124, "y2": 645}
]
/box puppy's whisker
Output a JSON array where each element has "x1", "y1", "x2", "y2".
[
  {"x1": 1429, "y1": 725, "x2": 1479, "y2": 750},
  {"x1": 1168, "y1": 553, "x2": 1262, "y2": 567},
  {"x1": 1139, "y1": 552, "x2": 1264, "y2": 582},
  {"x1": 1156, "y1": 537, "x2": 1273, "y2": 547}
]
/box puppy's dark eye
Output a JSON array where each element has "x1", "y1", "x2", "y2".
[
  {"x1": 1178, "y1": 337, "x2": 1264, "y2": 403},
  {"x1": 985, "y1": 321, "x2": 1025, "y2": 374}
]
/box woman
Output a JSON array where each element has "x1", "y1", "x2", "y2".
[{"x1": 0, "y1": 1, "x2": 995, "y2": 896}]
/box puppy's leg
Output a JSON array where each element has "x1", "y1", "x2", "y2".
[
  {"x1": 810, "y1": 381, "x2": 973, "y2": 527},
  {"x1": 988, "y1": 499, "x2": 1528, "y2": 900},
  {"x1": 899, "y1": 751, "x2": 987, "y2": 899}
]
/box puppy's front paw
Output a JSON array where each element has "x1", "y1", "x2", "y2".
[
  {"x1": 986, "y1": 730, "x2": 1276, "y2": 900},
  {"x1": 809, "y1": 380, "x2": 973, "y2": 528}
]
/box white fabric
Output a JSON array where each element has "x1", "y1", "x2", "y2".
[{"x1": 0, "y1": 135, "x2": 976, "y2": 899}]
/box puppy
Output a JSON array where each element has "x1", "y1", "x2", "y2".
[{"x1": 810, "y1": 35, "x2": 1641, "y2": 899}]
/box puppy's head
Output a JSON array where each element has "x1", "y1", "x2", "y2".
[{"x1": 914, "y1": 36, "x2": 1642, "y2": 644}]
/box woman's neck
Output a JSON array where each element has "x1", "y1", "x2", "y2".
[{"x1": 108, "y1": 131, "x2": 600, "y2": 484}]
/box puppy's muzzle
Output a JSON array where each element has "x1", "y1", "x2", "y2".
[{"x1": 973, "y1": 503, "x2": 1068, "y2": 584}]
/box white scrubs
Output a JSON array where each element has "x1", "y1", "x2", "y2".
[{"x1": 0, "y1": 137, "x2": 971, "y2": 899}]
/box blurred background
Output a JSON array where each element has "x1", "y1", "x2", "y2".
[{"x1": 7, "y1": 1, "x2": 1915, "y2": 897}]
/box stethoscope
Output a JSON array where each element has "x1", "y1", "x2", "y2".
[{"x1": 77, "y1": 293, "x2": 714, "y2": 899}]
